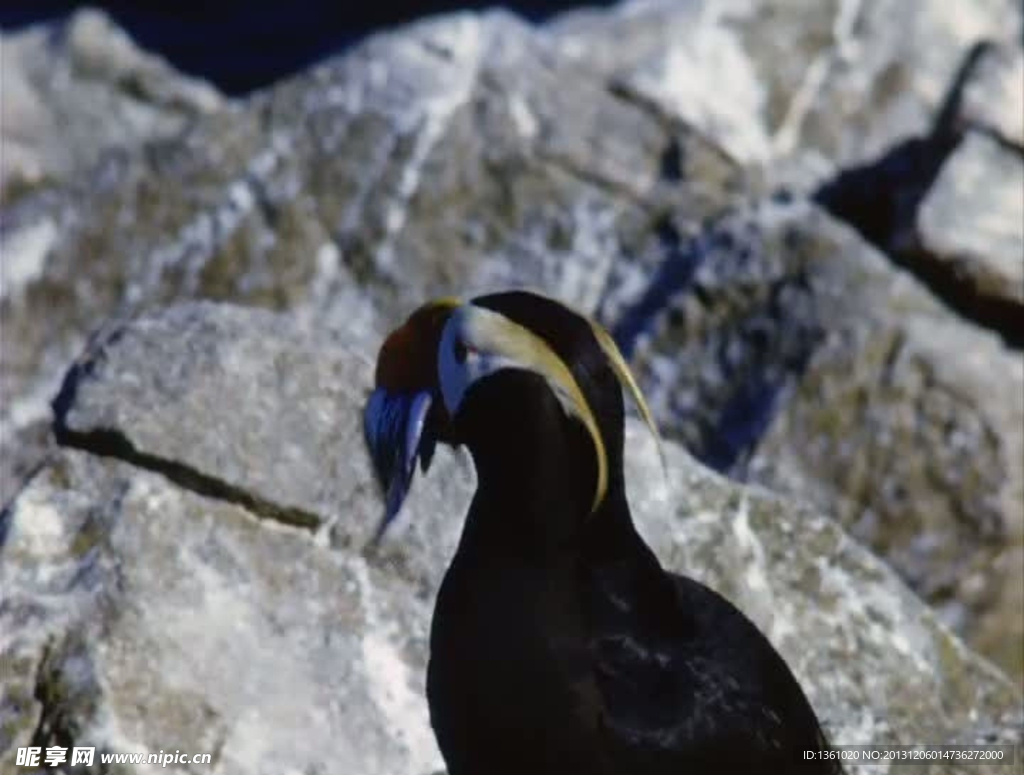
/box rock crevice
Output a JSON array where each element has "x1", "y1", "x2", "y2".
[{"x1": 2, "y1": 5, "x2": 1023, "y2": 771}]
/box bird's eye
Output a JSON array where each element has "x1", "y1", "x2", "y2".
[{"x1": 453, "y1": 339, "x2": 468, "y2": 364}]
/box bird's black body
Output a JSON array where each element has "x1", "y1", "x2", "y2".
[{"x1": 368, "y1": 291, "x2": 841, "y2": 775}]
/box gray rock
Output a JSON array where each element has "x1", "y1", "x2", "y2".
[
  {"x1": 961, "y1": 43, "x2": 1024, "y2": 148},
  {"x1": 55, "y1": 303, "x2": 378, "y2": 534},
  {"x1": 2, "y1": 301, "x2": 1020, "y2": 775},
  {"x1": 549, "y1": 0, "x2": 1022, "y2": 171},
  {"x1": 916, "y1": 131, "x2": 1024, "y2": 310},
  {"x1": 548, "y1": 0, "x2": 778, "y2": 164},
  {"x1": 787, "y1": 0, "x2": 1021, "y2": 165},
  {"x1": 0, "y1": 7, "x2": 224, "y2": 503},
  {"x1": 0, "y1": 9, "x2": 223, "y2": 202},
  {"x1": 603, "y1": 196, "x2": 1024, "y2": 679},
  {"x1": 1, "y1": 450, "x2": 448, "y2": 775},
  {"x1": 0, "y1": 9, "x2": 739, "y2": 505},
  {"x1": 1, "y1": 0, "x2": 1022, "y2": 699}
]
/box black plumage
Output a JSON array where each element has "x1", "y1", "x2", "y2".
[{"x1": 366, "y1": 290, "x2": 841, "y2": 775}]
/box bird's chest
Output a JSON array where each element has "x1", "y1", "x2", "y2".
[{"x1": 427, "y1": 557, "x2": 606, "y2": 774}]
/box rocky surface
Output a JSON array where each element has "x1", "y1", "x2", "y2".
[
  {"x1": 2, "y1": 2, "x2": 1023, "y2": 771},
  {"x1": 0, "y1": 7, "x2": 742, "y2": 507},
  {"x1": 3, "y1": 302, "x2": 1021, "y2": 775},
  {"x1": 0, "y1": 7, "x2": 225, "y2": 502},
  {"x1": 549, "y1": 0, "x2": 1022, "y2": 171},
  {"x1": 915, "y1": 131, "x2": 1024, "y2": 311},
  {"x1": 961, "y1": 42, "x2": 1024, "y2": 149},
  {"x1": 0, "y1": 9, "x2": 223, "y2": 204},
  {"x1": 601, "y1": 197, "x2": 1024, "y2": 679}
]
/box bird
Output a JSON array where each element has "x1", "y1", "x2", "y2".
[{"x1": 363, "y1": 289, "x2": 841, "y2": 775}]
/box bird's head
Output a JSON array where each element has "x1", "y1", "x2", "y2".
[{"x1": 363, "y1": 290, "x2": 660, "y2": 539}]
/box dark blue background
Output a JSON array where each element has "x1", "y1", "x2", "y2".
[{"x1": 0, "y1": 1, "x2": 611, "y2": 94}]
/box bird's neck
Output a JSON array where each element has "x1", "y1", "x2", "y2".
[
  {"x1": 466, "y1": 440, "x2": 594, "y2": 560},
  {"x1": 462, "y1": 444, "x2": 662, "y2": 577},
  {"x1": 583, "y1": 484, "x2": 669, "y2": 583},
  {"x1": 455, "y1": 385, "x2": 598, "y2": 562}
]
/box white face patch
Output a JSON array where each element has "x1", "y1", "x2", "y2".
[
  {"x1": 438, "y1": 306, "x2": 517, "y2": 421},
  {"x1": 437, "y1": 304, "x2": 609, "y2": 512}
]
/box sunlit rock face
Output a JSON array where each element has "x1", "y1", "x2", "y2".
[
  {"x1": 2, "y1": 4, "x2": 1022, "y2": 773},
  {"x1": 3, "y1": 302, "x2": 1020, "y2": 775}
]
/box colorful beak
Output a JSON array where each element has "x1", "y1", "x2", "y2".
[
  {"x1": 363, "y1": 387, "x2": 437, "y2": 540},
  {"x1": 363, "y1": 297, "x2": 460, "y2": 542}
]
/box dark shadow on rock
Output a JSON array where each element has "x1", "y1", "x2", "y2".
[
  {"x1": 610, "y1": 215, "x2": 699, "y2": 360},
  {"x1": 814, "y1": 41, "x2": 1022, "y2": 349},
  {"x1": 609, "y1": 212, "x2": 824, "y2": 476}
]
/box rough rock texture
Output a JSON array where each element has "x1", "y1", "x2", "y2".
[
  {"x1": 916, "y1": 131, "x2": 1024, "y2": 311},
  {"x1": 3, "y1": 302, "x2": 1020, "y2": 775},
  {"x1": 0, "y1": 9, "x2": 223, "y2": 204},
  {"x1": 0, "y1": 7, "x2": 224, "y2": 503},
  {"x1": 2, "y1": 454, "x2": 446, "y2": 775},
  {"x1": 961, "y1": 42, "x2": 1024, "y2": 149},
  {"x1": 601, "y1": 197, "x2": 1024, "y2": 679},
  {"x1": 549, "y1": 0, "x2": 1023, "y2": 170},
  {"x1": 2, "y1": 0, "x2": 1023, "y2": 761},
  {"x1": 810, "y1": 53, "x2": 1023, "y2": 351},
  {"x1": 0, "y1": 8, "x2": 740, "y2": 505}
]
